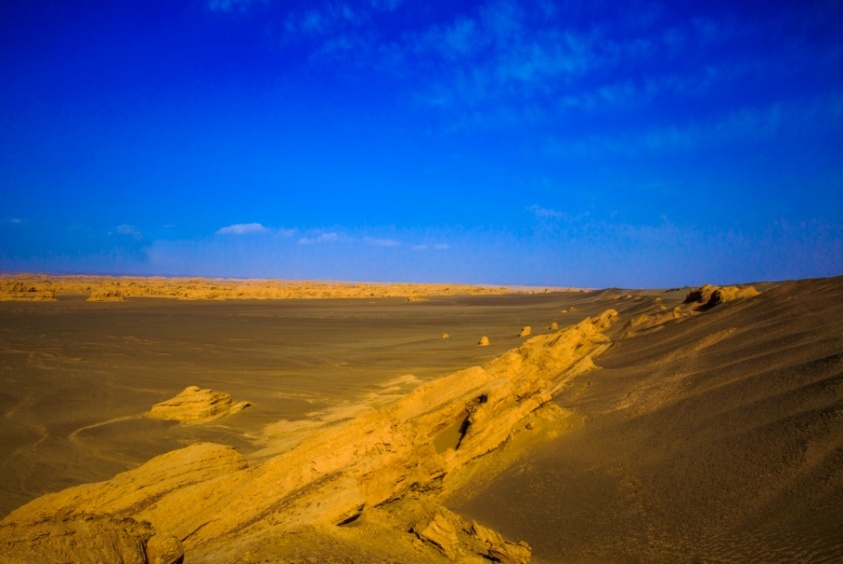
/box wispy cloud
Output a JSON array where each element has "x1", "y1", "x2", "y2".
[
  {"x1": 116, "y1": 224, "x2": 143, "y2": 240},
  {"x1": 412, "y1": 242, "x2": 449, "y2": 251},
  {"x1": 528, "y1": 205, "x2": 568, "y2": 219},
  {"x1": 286, "y1": 3, "x2": 361, "y2": 36},
  {"x1": 216, "y1": 222, "x2": 268, "y2": 235},
  {"x1": 364, "y1": 236, "x2": 400, "y2": 247},
  {"x1": 207, "y1": 0, "x2": 262, "y2": 13},
  {"x1": 298, "y1": 232, "x2": 341, "y2": 244},
  {"x1": 546, "y1": 92, "x2": 843, "y2": 160},
  {"x1": 276, "y1": 227, "x2": 298, "y2": 237}
]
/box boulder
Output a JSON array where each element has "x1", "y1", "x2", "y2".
[{"x1": 146, "y1": 386, "x2": 252, "y2": 424}]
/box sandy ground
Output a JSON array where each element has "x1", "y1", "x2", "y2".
[
  {"x1": 0, "y1": 290, "x2": 602, "y2": 518},
  {"x1": 1, "y1": 276, "x2": 841, "y2": 562},
  {"x1": 451, "y1": 277, "x2": 843, "y2": 562}
]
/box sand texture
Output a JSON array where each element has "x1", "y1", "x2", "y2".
[{"x1": 0, "y1": 277, "x2": 841, "y2": 561}]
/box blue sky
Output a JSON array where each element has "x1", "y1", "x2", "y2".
[{"x1": 1, "y1": 0, "x2": 841, "y2": 287}]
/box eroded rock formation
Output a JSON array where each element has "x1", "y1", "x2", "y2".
[
  {"x1": 0, "y1": 310, "x2": 619, "y2": 562},
  {"x1": 620, "y1": 284, "x2": 761, "y2": 338},
  {"x1": 145, "y1": 386, "x2": 252, "y2": 424}
]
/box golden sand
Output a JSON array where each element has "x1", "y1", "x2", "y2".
[{"x1": 0, "y1": 276, "x2": 841, "y2": 562}]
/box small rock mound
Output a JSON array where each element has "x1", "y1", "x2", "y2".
[
  {"x1": 620, "y1": 284, "x2": 761, "y2": 339},
  {"x1": 441, "y1": 332, "x2": 450, "y2": 339},
  {"x1": 684, "y1": 284, "x2": 759, "y2": 310},
  {"x1": 146, "y1": 386, "x2": 252, "y2": 424},
  {"x1": 411, "y1": 505, "x2": 531, "y2": 563},
  {"x1": 478, "y1": 336, "x2": 490, "y2": 346},
  {"x1": 548, "y1": 322, "x2": 558, "y2": 330},
  {"x1": 518, "y1": 326, "x2": 531, "y2": 337}
]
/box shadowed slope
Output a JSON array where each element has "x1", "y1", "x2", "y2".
[{"x1": 452, "y1": 276, "x2": 843, "y2": 562}]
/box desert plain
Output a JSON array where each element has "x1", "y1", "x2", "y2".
[{"x1": 0, "y1": 274, "x2": 841, "y2": 562}]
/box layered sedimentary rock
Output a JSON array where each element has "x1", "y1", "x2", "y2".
[
  {"x1": 145, "y1": 386, "x2": 252, "y2": 424},
  {"x1": 0, "y1": 310, "x2": 618, "y2": 562}
]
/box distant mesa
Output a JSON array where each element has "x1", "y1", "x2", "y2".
[
  {"x1": 87, "y1": 288, "x2": 125, "y2": 302},
  {"x1": 146, "y1": 386, "x2": 252, "y2": 424},
  {"x1": 0, "y1": 280, "x2": 56, "y2": 301},
  {"x1": 519, "y1": 326, "x2": 532, "y2": 337},
  {"x1": 0, "y1": 274, "x2": 543, "y2": 302},
  {"x1": 478, "y1": 336, "x2": 490, "y2": 346}
]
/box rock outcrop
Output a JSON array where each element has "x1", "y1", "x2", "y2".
[
  {"x1": 410, "y1": 504, "x2": 531, "y2": 563},
  {"x1": 0, "y1": 274, "x2": 564, "y2": 301},
  {"x1": 145, "y1": 386, "x2": 252, "y2": 424},
  {"x1": 86, "y1": 288, "x2": 125, "y2": 302},
  {"x1": 0, "y1": 513, "x2": 183, "y2": 564},
  {"x1": 620, "y1": 284, "x2": 761, "y2": 338},
  {"x1": 683, "y1": 283, "x2": 759, "y2": 310},
  {"x1": 0, "y1": 311, "x2": 619, "y2": 562},
  {"x1": 0, "y1": 280, "x2": 56, "y2": 301}
]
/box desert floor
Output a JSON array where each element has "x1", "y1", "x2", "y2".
[
  {"x1": 0, "y1": 290, "x2": 600, "y2": 518},
  {"x1": 1, "y1": 277, "x2": 841, "y2": 562}
]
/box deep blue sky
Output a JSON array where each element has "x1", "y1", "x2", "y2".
[{"x1": 1, "y1": 0, "x2": 841, "y2": 287}]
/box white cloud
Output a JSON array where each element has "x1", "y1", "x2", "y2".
[
  {"x1": 298, "y1": 232, "x2": 340, "y2": 244},
  {"x1": 216, "y1": 222, "x2": 269, "y2": 235},
  {"x1": 276, "y1": 227, "x2": 298, "y2": 237},
  {"x1": 434, "y1": 243, "x2": 450, "y2": 250},
  {"x1": 117, "y1": 224, "x2": 143, "y2": 240},
  {"x1": 364, "y1": 236, "x2": 400, "y2": 247}
]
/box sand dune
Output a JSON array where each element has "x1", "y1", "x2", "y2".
[{"x1": 0, "y1": 276, "x2": 841, "y2": 561}]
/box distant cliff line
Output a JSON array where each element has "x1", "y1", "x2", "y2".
[{"x1": 0, "y1": 274, "x2": 577, "y2": 302}]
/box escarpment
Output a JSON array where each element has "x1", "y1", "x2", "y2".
[{"x1": 0, "y1": 310, "x2": 619, "y2": 562}]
